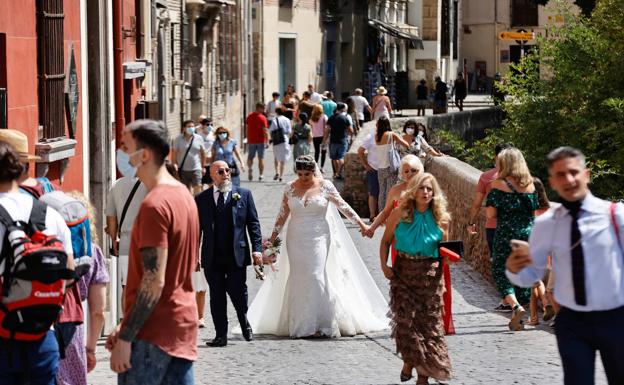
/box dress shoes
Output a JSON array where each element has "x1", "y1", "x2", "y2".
[
  {"x1": 206, "y1": 336, "x2": 227, "y2": 347},
  {"x1": 242, "y1": 324, "x2": 253, "y2": 342}
]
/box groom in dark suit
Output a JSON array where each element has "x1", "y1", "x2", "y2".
[{"x1": 195, "y1": 160, "x2": 263, "y2": 347}]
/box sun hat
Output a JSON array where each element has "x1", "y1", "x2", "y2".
[
  {"x1": 0, "y1": 129, "x2": 41, "y2": 162},
  {"x1": 376, "y1": 86, "x2": 388, "y2": 95}
]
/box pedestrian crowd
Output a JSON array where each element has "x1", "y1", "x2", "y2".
[{"x1": 0, "y1": 83, "x2": 621, "y2": 385}]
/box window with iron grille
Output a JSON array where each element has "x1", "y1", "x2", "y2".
[
  {"x1": 218, "y1": 2, "x2": 241, "y2": 95},
  {"x1": 512, "y1": 0, "x2": 539, "y2": 27},
  {"x1": 36, "y1": 0, "x2": 66, "y2": 140},
  {"x1": 441, "y1": 0, "x2": 450, "y2": 57}
]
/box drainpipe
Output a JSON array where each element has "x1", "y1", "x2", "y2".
[{"x1": 113, "y1": 0, "x2": 125, "y2": 147}]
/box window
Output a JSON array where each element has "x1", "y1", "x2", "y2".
[
  {"x1": 218, "y1": 2, "x2": 240, "y2": 94},
  {"x1": 36, "y1": 0, "x2": 66, "y2": 140},
  {"x1": 512, "y1": 0, "x2": 539, "y2": 27},
  {"x1": 441, "y1": 0, "x2": 450, "y2": 57},
  {"x1": 1, "y1": 33, "x2": 7, "y2": 128}
]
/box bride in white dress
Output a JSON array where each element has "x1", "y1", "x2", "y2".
[{"x1": 246, "y1": 155, "x2": 389, "y2": 338}]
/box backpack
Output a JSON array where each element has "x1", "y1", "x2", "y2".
[
  {"x1": 0, "y1": 200, "x2": 73, "y2": 341},
  {"x1": 39, "y1": 191, "x2": 93, "y2": 278}
]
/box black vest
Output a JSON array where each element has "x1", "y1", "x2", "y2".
[{"x1": 213, "y1": 194, "x2": 235, "y2": 261}]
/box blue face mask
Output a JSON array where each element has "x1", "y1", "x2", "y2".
[
  {"x1": 185, "y1": 126, "x2": 195, "y2": 135},
  {"x1": 218, "y1": 133, "x2": 228, "y2": 141},
  {"x1": 116, "y1": 149, "x2": 137, "y2": 178}
]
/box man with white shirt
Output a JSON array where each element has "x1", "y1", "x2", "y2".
[
  {"x1": 506, "y1": 147, "x2": 624, "y2": 385},
  {"x1": 350, "y1": 88, "x2": 372, "y2": 128},
  {"x1": 308, "y1": 84, "x2": 323, "y2": 104}
]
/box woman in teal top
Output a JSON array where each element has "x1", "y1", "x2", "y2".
[
  {"x1": 380, "y1": 173, "x2": 452, "y2": 385},
  {"x1": 486, "y1": 147, "x2": 538, "y2": 331}
]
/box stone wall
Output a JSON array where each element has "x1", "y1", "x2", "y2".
[{"x1": 427, "y1": 157, "x2": 493, "y2": 283}]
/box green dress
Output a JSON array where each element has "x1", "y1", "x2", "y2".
[
  {"x1": 292, "y1": 123, "x2": 311, "y2": 160},
  {"x1": 486, "y1": 183, "x2": 539, "y2": 304}
]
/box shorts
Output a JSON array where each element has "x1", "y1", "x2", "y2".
[
  {"x1": 329, "y1": 142, "x2": 348, "y2": 160},
  {"x1": 366, "y1": 169, "x2": 379, "y2": 198},
  {"x1": 247, "y1": 143, "x2": 265, "y2": 160},
  {"x1": 179, "y1": 169, "x2": 202, "y2": 187},
  {"x1": 118, "y1": 255, "x2": 129, "y2": 285}
]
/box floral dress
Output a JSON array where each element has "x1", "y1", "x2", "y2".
[
  {"x1": 486, "y1": 182, "x2": 539, "y2": 304},
  {"x1": 292, "y1": 123, "x2": 311, "y2": 160}
]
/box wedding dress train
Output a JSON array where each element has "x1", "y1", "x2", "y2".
[{"x1": 245, "y1": 180, "x2": 388, "y2": 338}]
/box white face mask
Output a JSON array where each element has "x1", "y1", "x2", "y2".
[
  {"x1": 406, "y1": 128, "x2": 415, "y2": 135},
  {"x1": 116, "y1": 149, "x2": 141, "y2": 178},
  {"x1": 418, "y1": 131, "x2": 424, "y2": 137},
  {"x1": 185, "y1": 126, "x2": 195, "y2": 135},
  {"x1": 218, "y1": 133, "x2": 228, "y2": 141}
]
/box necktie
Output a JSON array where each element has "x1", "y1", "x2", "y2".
[
  {"x1": 216, "y1": 191, "x2": 225, "y2": 213},
  {"x1": 563, "y1": 201, "x2": 587, "y2": 306}
]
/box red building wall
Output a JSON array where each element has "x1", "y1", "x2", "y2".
[{"x1": 0, "y1": 0, "x2": 84, "y2": 191}]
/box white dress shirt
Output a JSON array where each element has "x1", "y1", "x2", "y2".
[
  {"x1": 213, "y1": 189, "x2": 231, "y2": 205},
  {"x1": 506, "y1": 193, "x2": 624, "y2": 312}
]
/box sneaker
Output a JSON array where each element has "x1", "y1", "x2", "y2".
[
  {"x1": 198, "y1": 318, "x2": 206, "y2": 328},
  {"x1": 508, "y1": 305, "x2": 526, "y2": 331},
  {"x1": 494, "y1": 302, "x2": 513, "y2": 313},
  {"x1": 273, "y1": 173, "x2": 279, "y2": 181},
  {"x1": 259, "y1": 175, "x2": 264, "y2": 181}
]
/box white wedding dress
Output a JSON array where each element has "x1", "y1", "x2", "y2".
[{"x1": 245, "y1": 179, "x2": 389, "y2": 338}]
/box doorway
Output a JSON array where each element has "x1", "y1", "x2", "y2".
[{"x1": 279, "y1": 37, "x2": 296, "y2": 95}]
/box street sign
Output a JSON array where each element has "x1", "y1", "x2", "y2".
[{"x1": 498, "y1": 31, "x2": 534, "y2": 41}]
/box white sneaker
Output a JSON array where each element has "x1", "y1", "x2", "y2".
[
  {"x1": 258, "y1": 175, "x2": 264, "y2": 181},
  {"x1": 198, "y1": 318, "x2": 206, "y2": 328}
]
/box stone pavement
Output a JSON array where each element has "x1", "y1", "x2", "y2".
[{"x1": 89, "y1": 152, "x2": 608, "y2": 385}]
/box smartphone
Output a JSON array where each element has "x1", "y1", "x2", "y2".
[{"x1": 510, "y1": 240, "x2": 524, "y2": 250}]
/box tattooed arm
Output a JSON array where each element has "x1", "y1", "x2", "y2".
[{"x1": 118, "y1": 246, "x2": 168, "y2": 342}]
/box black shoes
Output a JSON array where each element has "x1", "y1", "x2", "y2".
[
  {"x1": 242, "y1": 324, "x2": 253, "y2": 342},
  {"x1": 206, "y1": 336, "x2": 227, "y2": 347}
]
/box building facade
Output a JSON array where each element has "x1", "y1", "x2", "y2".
[
  {"x1": 0, "y1": 0, "x2": 90, "y2": 192},
  {"x1": 461, "y1": 0, "x2": 570, "y2": 91}
]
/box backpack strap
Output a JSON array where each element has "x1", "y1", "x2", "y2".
[
  {"x1": 610, "y1": 202, "x2": 622, "y2": 253},
  {"x1": 28, "y1": 200, "x2": 47, "y2": 233},
  {"x1": 118, "y1": 180, "x2": 141, "y2": 234}
]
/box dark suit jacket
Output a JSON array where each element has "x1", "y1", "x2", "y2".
[{"x1": 195, "y1": 186, "x2": 262, "y2": 268}]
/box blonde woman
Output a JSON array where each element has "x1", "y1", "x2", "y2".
[
  {"x1": 380, "y1": 173, "x2": 452, "y2": 384},
  {"x1": 366, "y1": 154, "x2": 424, "y2": 238},
  {"x1": 486, "y1": 147, "x2": 538, "y2": 331}
]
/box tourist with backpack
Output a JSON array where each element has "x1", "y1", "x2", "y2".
[
  {"x1": 269, "y1": 107, "x2": 292, "y2": 182},
  {"x1": 0, "y1": 138, "x2": 75, "y2": 385}
]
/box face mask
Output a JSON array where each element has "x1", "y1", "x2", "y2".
[
  {"x1": 218, "y1": 133, "x2": 228, "y2": 141},
  {"x1": 185, "y1": 126, "x2": 195, "y2": 135},
  {"x1": 418, "y1": 131, "x2": 424, "y2": 137},
  {"x1": 406, "y1": 128, "x2": 415, "y2": 135},
  {"x1": 207, "y1": 124, "x2": 214, "y2": 133},
  {"x1": 116, "y1": 149, "x2": 137, "y2": 178}
]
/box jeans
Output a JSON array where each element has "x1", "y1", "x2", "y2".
[
  {"x1": 118, "y1": 339, "x2": 194, "y2": 385},
  {"x1": 0, "y1": 330, "x2": 59, "y2": 385},
  {"x1": 555, "y1": 305, "x2": 624, "y2": 385}
]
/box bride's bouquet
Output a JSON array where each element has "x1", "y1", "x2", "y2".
[{"x1": 254, "y1": 237, "x2": 282, "y2": 280}]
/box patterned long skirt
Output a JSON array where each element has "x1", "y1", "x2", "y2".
[{"x1": 389, "y1": 255, "x2": 452, "y2": 381}]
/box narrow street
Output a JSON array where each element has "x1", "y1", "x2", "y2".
[{"x1": 89, "y1": 152, "x2": 607, "y2": 385}]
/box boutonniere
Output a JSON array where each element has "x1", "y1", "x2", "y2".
[{"x1": 232, "y1": 192, "x2": 242, "y2": 201}]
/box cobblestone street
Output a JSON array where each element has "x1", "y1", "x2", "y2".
[{"x1": 89, "y1": 157, "x2": 607, "y2": 385}]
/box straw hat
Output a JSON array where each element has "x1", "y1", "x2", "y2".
[
  {"x1": 0, "y1": 129, "x2": 41, "y2": 162},
  {"x1": 376, "y1": 86, "x2": 388, "y2": 95}
]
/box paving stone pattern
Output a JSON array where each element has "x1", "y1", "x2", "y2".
[{"x1": 89, "y1": 150, "x2": 607, "y2": 385}]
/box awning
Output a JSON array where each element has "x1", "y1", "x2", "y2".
[{"x1": 368, "y1": 19, "x2": 424, "y2": 50}]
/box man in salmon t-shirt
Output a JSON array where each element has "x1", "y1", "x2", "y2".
[
  {"x1": 468, "y1": 143, "x2": 513, "y2": 312},
  {"x1": 107, "y1": 119, "x2": 199, "y2": 385}
]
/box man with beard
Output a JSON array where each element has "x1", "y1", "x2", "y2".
[{"x1": 195, "y1": 161, "x2": 264, "y2": 347}]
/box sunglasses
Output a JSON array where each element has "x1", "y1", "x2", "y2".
[
  {"x1": 404, "y1": 168, "x2": 420, "y2": 173},
  {"x1": 217, "y1": 168, "x2": 231, "y2": 176}
]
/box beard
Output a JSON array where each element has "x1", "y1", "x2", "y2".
[{"x1": 216, "y1": 180, "x2": 232, "y2": 193}]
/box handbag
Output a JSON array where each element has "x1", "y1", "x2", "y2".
[
  {"x1": 228, "y1": 161, "x2": 240, "y2": 177},
  {"x1": 289, "y1": 134, "x2": 298, "y2": 145},
  {"x1": 271, "y1": 118, "x2": 286, "y2": 145},
  {"x1": 439, "y1": 240, "x2": 464, "y2": 263},
  {"x1": 387, "y1": 133, "x2": 401, "y2": 172}
]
